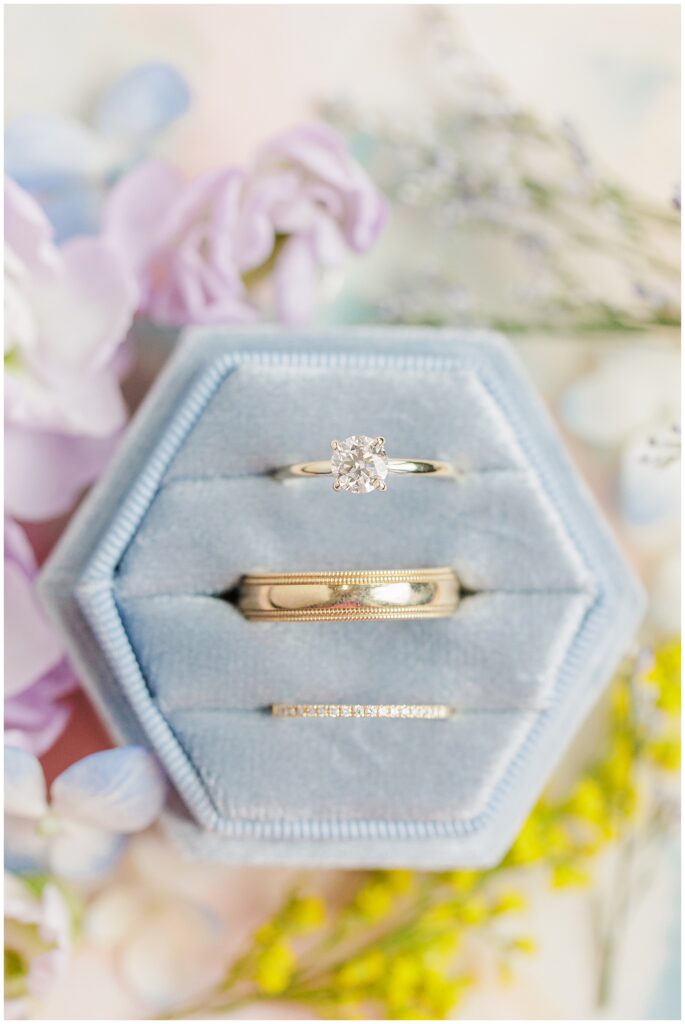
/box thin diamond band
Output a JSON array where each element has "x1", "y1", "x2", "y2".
[{"x1": 272, "y1": 704, "x2": 454, "y2": 719}]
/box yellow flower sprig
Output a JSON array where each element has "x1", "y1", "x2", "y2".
[{"x1": 168, "y1": 639, "x2": 680, "y2": 1020}]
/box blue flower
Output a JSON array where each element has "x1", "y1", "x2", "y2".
[
  {"x1": 5, "y1": 745, "x2": 167, "y2": 881},
  {"x1": 6, "y1": 63, "x2": 190, "y2": 241}
]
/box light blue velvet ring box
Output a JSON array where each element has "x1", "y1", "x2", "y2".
[{"x1": 40, "y1": 326, "x2": 645, "y2": 868}]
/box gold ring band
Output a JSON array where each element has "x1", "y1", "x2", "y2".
[
  {"x1": 238, "y1": 568, "x2": 460, "y2": 622},
  {"x1": 272, "y1": 704, "x2": 454, "y2": 719},
  {"x1": 275, "y1": 458, "x2": 456, "y2": 480}
]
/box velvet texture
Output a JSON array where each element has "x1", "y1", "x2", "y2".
[{"x1": 40, "y1": 327, "x2": 644, "y2": 867}]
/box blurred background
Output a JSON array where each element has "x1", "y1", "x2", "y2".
[{"x1": 5, "y1": 5, "x2": 680, "y2": 1020}]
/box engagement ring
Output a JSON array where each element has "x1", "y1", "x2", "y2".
[{"x1": 274, "y1": 435, "x2": 458, "y2": 494}]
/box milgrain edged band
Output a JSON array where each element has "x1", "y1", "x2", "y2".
[
  {"x1": 271, "y1": 704, "x2": 455, "y2": 719},
  {"x1": 238, "y1": 568, "x2": 460, "y2": 622}
]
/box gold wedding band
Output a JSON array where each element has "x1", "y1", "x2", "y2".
[
  {"x1": 273, "y1": 434, "x2": 457, "y2": 494},
  {"x1": 238, "y1": 568, "x2": 460, "y2": 622},
  {"x1": 272, "y1": 704, "x2": 454, "y2": 719}
]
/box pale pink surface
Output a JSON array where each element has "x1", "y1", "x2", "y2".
[{"x1": 5, "y1": 178, "x2": 137, "y2": 521}]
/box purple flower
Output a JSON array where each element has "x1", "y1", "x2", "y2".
[
  {"x1": 5, "y1": 178, "x2": 137, "y2": 521},
  {"x1": 238, "y1": 123, "x2": 387, "y2": 323},
  {"x1": 4, "y1": 518, "x2": 76, "y2": 756},
  {"x1": 104, "y1": 161, "x2": 257, "y2": 327},
  {"x1": 103, "y1": 123, "x2": 386, "y2": 328}
]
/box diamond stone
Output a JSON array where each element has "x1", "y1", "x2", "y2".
[{"x1": 330, "y1": 435, "x2": 389, "y2": 494}]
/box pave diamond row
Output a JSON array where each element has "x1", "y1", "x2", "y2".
[{"x1": 272, "y1": 704, "x2": 454, "y2": 719}]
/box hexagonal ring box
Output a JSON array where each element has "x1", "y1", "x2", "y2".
[{"x1": 40, "y1": 327, "x2": 644, "y2": 868}]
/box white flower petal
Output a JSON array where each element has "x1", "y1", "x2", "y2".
[
  {"x1": 5, "y1": 872, "x2": 43, "y2": 924},
  {"x1": 51, "y1": 746, "x2": 166, "y2": 833},
  {"x1": 39, "y1": 883, "x2": 72, "y2": 951},
  {"x1": 5, "y1": 746, "x2": 47, "y2": 818},
  {"x1": 48, "y1": 820, "x2": 125, "y2": 882},
  {"x1": 619, "y1": 433, "x2": 681, "y2": 527},
  {"x1": 562, "y1": 349, "x2": 680, "y2": 446},
  {"x1": 85, "y1": 883, "x2": 145, "y2": 947},
  {"x1": 118, "y1": 902, "x2": 223, "y2": 1011},
  {"x1": 31, "y1": 236, "x2": 136, "y2": 373},
  {"x1": 4, "y1": 176, "x2": 58, "y2": 273}
]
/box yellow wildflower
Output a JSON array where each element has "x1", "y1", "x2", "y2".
[
  {"x1": 545, "y1": 821, "x2": 571, "y2": 856},
  {"x1": 253, "y1": 921, "x2": 279, "y2": 946},
  {"x1": 444, "y1": 870, "x2": 480, "y2": 894},
  {"x1": 569, "y1": 776, "x2": 606, "y2": 824},
  {"x1": 420, "y1": 969, "x2": 463, "y2": 1018},
  {"x1": 647, "y1": 738, "x2": 681, "y2": 772},
  {"x1": 508, "y1": 815, "x2": 546, "y2": 864},
  {"x1": 385, "y1": 869, "x2": 414, "y2": 893},
  {"x1": 386, "y1": 953, "x2": 422, "y2": 1008},
  {"x1": 457, "y1": 895, "x2": 488, "y2": 924},
  {"x1": 492, "y1": 889, "x2": 527, "y2": 915},
  {"x1": 337, "y1": 948, "x2": 386, "y2": 988},
  {"x1": 354, "y1": 880, "x2": 393, "y2": 921},
  {"x1": 255, "y1": 940, "x2": 296, "y2": 994},
  {"x1": 288, "y1": 895, "x2": 326, "y2": 933},
  {"x1": 611, "y1": 678, "x2": 631, "y2": 721},
  {"x1": 418, "y1": 903, "x2": 458, "y2": 930},
  {"x1": 647, "y1": 641, "x2": 681, "y2": 715},
  {"x1": 551, "y1": 862, "x2": 590, "y2": 888},
  {"x1": 511, "y1": 936, "x2": 537, "y2": 954},
  {"x1": 423, "y1": 929, "x2": 461, "y2": 962}
]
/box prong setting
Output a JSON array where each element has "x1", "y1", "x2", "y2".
[{"x1": 329, "y1": 435, "x2": 390, "y2": 494}]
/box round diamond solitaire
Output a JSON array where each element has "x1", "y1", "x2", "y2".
[
  {"x1": 275, "y1": 439, "x2": 456, "y2": 488},
  {"x1": 330, "y1": 435, "x2": 389, "y2": 493}
]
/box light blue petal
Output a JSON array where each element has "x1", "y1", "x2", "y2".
[
  {"x1": 6, "y1": 114, "x2": 102, "y2": 186},
  {"x1": 6, "y1": 115, "x2": 105, "y2": 239},
  {"x1": 5, "y1": 815, "x2": 49, "y2": 876},
  {"x1": 5, "y1": 748, "x2": 49, "y2": 875},
  {"x1": 37, "y1": 184, "x2": 103, "y2": 242},
  {"x1": 5, "y1": 746, "x2": 47, "y2": 818},
  {"x1": 51, "y1": 747, "x2": 166, "y2": 833},
  {"x1": 95, "y1": 63, "x2": 191, "y2": 141}
]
